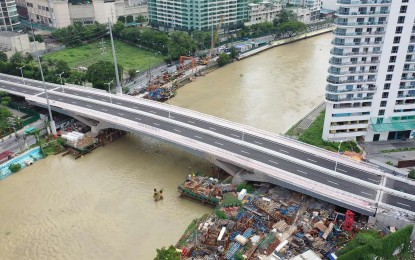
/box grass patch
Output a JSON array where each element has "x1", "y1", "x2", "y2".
[
  {"x1": 44, "y1": 40, "x2": 165, "y2": 71},
  {"x1": 298, "y1": 110, "x2": 360, "y2": 153}
]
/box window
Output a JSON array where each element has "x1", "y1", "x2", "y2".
[
  {"x1": 395, "y1": 26, "x2": 403, "y2": 34},
  {"x1": 387, "y1": 65, "x2": 394, "y2": 72},
  {"x1": 394, "y1": 36, "x2": 401, "y2": 44},
  {"x1": 398, "y1": 16, "x2": 405, "y2": 23},
  {"x1": 391, "y1": 46, "x2": 399, "y2": 53},
  {"x1": 386, "y1": 74, "x2": 393, "y2": 81},
  {"x1": 389, "y1": 56, "x2": 396, "y2": 63},
  {"x1": 400, "y1": 6, "x2": 407, "y2": 13},
  {"x1": 378, "y1": 110, "x2": 385, "y2": 116},
  {"x1": 380, "y1": 101, "x2": 387, "y2": 107},
  {"x1": 402, "y1": 0, "x2": 408, "y2": 2},
  {"x1": 384, "y1": 83, "x2": 390, "y2": 90},
  {"x1": 382, "y1": 92, "x2": 389, "y2": 98}
]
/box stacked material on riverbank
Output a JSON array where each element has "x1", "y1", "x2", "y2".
[
  {"x1": 176, "y1": 182, "x2": 383, "y2": 260},
  {"x1": 178, "y1": 175, "x2": 236, "y2": 207}
]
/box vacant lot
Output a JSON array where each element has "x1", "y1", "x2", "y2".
[{"x1": 44, "y1": 40, "x2": 165, "y2": 71}]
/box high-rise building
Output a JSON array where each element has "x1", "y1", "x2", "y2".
[
  {"x1": 323, "y1": 0, "x2": 415, "y2": 142},
  {"x1": 0, "y1": 0, "x2": 20, "y2": 31},
  {"x1": 148, "y1": 0, "x2": 249, "y2": 32}
]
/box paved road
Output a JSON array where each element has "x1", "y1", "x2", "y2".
[{"x1": 1, "y1": 75, "x2": 414, "y2": 212}]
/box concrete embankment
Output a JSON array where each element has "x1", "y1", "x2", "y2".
[{"x1": 238, "y1": 27, "x2": 334, "y2": 60}]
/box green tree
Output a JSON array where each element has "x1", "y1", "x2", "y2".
[
  {"x1": 86, "y1": 60, "x2": 123, "y2": 90},
  {"x1": 118, "y1": 16, "x2": 126, "y2": 23},
  {"x1": 0, "y1": 51, "x2": 7, "y2": 62},
  {"x1": 9, "y1": 52, "x2": 24, "y2": 64},
  {"x1": 192, "y1": 30, "x2": 211, "y2": 50},
  {"x1": 0, "y1": 91, "x2": 11, "y2": 106},
  {"x1": 229, "y1": 47, "x2": 238, "y2": 60},
  {"x1": 274, "y1": 9, "x2": 297, "y2": 26},
  {"x1": 113, "y1": 21, "x2": 126, "y2": 37},
  {"x1": 154, "y1": 246, "x2": 180, "y2": 260},
  {"x1": 409, "y1": 169, "x2": 415, "y2": 180},
  {"x1": 9, "y1": 163, "x2": 22, "y2": 173},
  {"x1": 55, "y1": 60, "x2": 71, "y2": 77},
  {"x1": 24, "y1": 53, "x2": 34, "y2": 63},
  {"x1": 217, "y1": 53, "x2": 230, "y2": 66},
  {"x1": 277, "y1": 21, "x2": 307, "y2": 36},
  {"x1": 126, "y1": 15, "x2": 134, "y2": 23},
  {"x1": 168, "y1": 31, "x2": 196, "y2": 60},
  {"x1": 136, "y1": 15, "x2": 147, "y2": 23}
]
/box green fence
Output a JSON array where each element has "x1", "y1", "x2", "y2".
[{"x1": 8, "y1": 103, "x2": 41, "y2": 127}]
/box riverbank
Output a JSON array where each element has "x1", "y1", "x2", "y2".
[{"x1": 238, "y1": 26, "x2": 334, "y2": 60}]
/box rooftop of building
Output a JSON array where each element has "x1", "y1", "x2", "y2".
[{"x1": 320, "y1": 8, "x2": 335, "y2": 14}]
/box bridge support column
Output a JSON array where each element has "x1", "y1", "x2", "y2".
[{"x1": 70, "y1": 114, "x2": 111, "y2": 137}]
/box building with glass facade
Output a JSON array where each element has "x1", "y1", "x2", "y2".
[{"x1": 0, "y1": 0, "x2": 20, "y2": 31}]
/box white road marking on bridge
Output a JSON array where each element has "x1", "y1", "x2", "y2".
[
  {"x1": 58, "y1": 98, "x2": 63, "y2": 101},
  {"x1": 195, "y1": 135, "x2": 202, "y2": 139},
  {"x1": 396, "y1": 202, "x2": 410, "y2": 207},
  {"x1": 188, "y1": 120, "x2": 195, "y2": 124},
  {"x1": 280, "y1": 149, "x2": 289, "y2": 154},
  {"x1": 86, "y1": 105, "x2": 91, "y2": 107},
  {"x1": 337, "y1": 168, "x2": 348, "y2": 173},
  {"x1": 214, "y1": 141, "x2": 223, "y2": 146},
  {"x1": 268, "y1": 160, "x2": 278, "y2": 165},
  {"x1": 102, "y1": 108, "x2": 107, "y2": 111},
  {"x1": 116, "y1": 102, "x2": 122, "y2": 105},
  {"x1": 72, "y1": 101, "x2": 77, "y2": 104},
  {"x1": 101, "y1": 98, "x2": 106, "y2": 101},
  {"x1": 87, "y1": 96, "x2": 92, "y2": 98},
  {"x1": 209, "y1": 127, "x2": 216, "y2": 131},
  {"x1": 153, "y1": 123, "x2": 160, "y2": 126},
  {"x1": 307, "y1": 158, "x2": 317, "y2": 163},
  {"x1": 241, "y1": 150, "x2": 250, "y2": 155},
  {"x1": 297, "y1": 170, "x2": 308, "y2": 175},
  {"x1": 149, "y1": 110, "x2": 157, "y2": 114},
  {"x1": 135, "y1": 117, "x2": 141, "y2": 121},
  {"x1": 170, "y1": 116, "x2": 175, "y2": 119},
  {"x1": 133, "y1": 106, "x2": 138, "y2": 109},
  {"x1": 327, "y1": 180, "x2": 339, "y2": 185},
  {"x1": 173, "y1": 129, "x2": 181, "y2": 133},
  {"x1": 118, "y1": 113, "x2": 124, "y2": 116},
  {"x1": 11, "y1": 88, "x2": 16, "y2": 90},
  {"x1": 361, "y1": 191, "x2": 373, "y2": 196},
  {"x1": 254, "y1": 141, "x2": 263, "y2": 145},
  {"x1": 231, "y1": 134, "x2": 240, "y2": 138},
  {"x1": 22, "y1": 90, "x2": 27, "y2": 92},
  {"x1": 368, "y1": 178, "x2": 379, "y2": 183}
]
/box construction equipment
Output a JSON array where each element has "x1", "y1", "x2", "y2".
[
  {"x1": 206, "y1": 16, "x2": 224, "y2": 64},
  {"x1": 179, "y1": 56, "x2": 196, "y2": 72}
]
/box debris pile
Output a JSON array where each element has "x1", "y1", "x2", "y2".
[{"x1": 177, "y1": 181, "x2": 379, "y2": 260}]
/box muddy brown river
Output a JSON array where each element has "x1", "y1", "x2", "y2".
[{"x1": 0, "y1": 33, "x2": 331, "y2": 260}]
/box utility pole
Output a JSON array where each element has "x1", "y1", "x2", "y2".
[
  {"x1": 99, "y1": 38, "x2": 107, "y2": 62},
  {"x1": 17, "y1": 65, "x2": 26, "y2": 85},
  {"x1": 108, "y1": 19, "x2": 122, "y2": 94},
  {"x1": 7, "y1": 117, "x2": 17, "y2": 137},
  {"x1": 30, "y1": 21, "x2": 57, "y2": 135},
  {"x1": 105, "y1": 79, "x2": 114, "y2": 104}
]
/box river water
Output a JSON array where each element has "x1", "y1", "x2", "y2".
[{"x1": 0, "y1": 33, "x2": 331, "y2": 260}]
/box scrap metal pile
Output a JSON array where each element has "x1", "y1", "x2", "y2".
[{"x1": 177, "y1": 182, "x2": 375, "y2": 260}]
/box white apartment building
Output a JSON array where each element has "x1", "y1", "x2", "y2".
[
  {"x1": 24, "y1": 0, "x2": 147, "y2": 28},
  {"x1": 323, "y1": 0, "x2": 415, "y2": 142},
  {"x1": 245, "y1": 1, "x2": 283, "y2": 26},
  {"x1": 287, "y1": 0, "x2": 322, "y2": 21}
]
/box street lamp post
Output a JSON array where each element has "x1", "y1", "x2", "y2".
[
  {"x1": 105, "y1": 80, "x2": 114, "y2": 104},
  {"x1": 334, "y1": 140, "x2": 343, "y2": 172},
  {"x1": 17, "y1": 65, "x2": 26, "y2": 85},
  {"x1": 30, "y1": 22, "x2": 57, "y2": 135},
  {"x1": 56, "y1": 72, "x2": 65, "y2": 93}
]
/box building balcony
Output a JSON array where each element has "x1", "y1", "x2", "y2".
[
  {"x1": 330, "y1": 49, "x2": 382, "y2": 56},
  {"x1": 400, "y1": 84, "x2": 415, "y2": 89},
  {"x1": 326, "y1": 95, "x2": 374, "y2": 102},
  {"x1": 331, "y1": 40, "x2": 383, "y2": 46},
  {"x1": 337, "y1": 0, "x2": 391, "y2": 4},
  {"x1": 336, "y1": 10, "x2": 389, "y2": 16},
  {"x1": 326, "y1": 85, "x2": 377, "y2": 93},
  {"x1": 328, "y1": 68, "x2": 378, "y2": 75},
  {"x1": 329, "y1": 58, "x2": 379, "y2": 66},
  {"x1": 369, "y1": 117, "x2": 415, "y2": 132},
  {"x1": 401, "y1": 77, "x2": 415, "y2": 81},
  {"x1": 327, "y1": 76, "x2": 377, "y2": 84},
  {"x1": 403, "y1": 68, "x2": 415, "y2": 72},
  {"x1": 406, "y1": 59, "x2": 415, "y2": 63},
  {"x1": 397, "y1": 93, "x2": 415, "y2": 98},
  {"x1": 329, "y1": 123, "x2": 370, "y2": 130},
  {"x1": 334, "y1": 20, "x2": 387, "y2": 27},
  {"x1": 333, "y1": 30, "x2": 385, "y2": 37}
]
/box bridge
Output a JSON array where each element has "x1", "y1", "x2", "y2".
[{"x1": 1, "y1": 73, "x2": 415, "y2": 216}]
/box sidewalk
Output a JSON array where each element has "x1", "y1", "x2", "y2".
[{"x1": 285, "y1": 101, "x2": 325, "y2": 137}]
